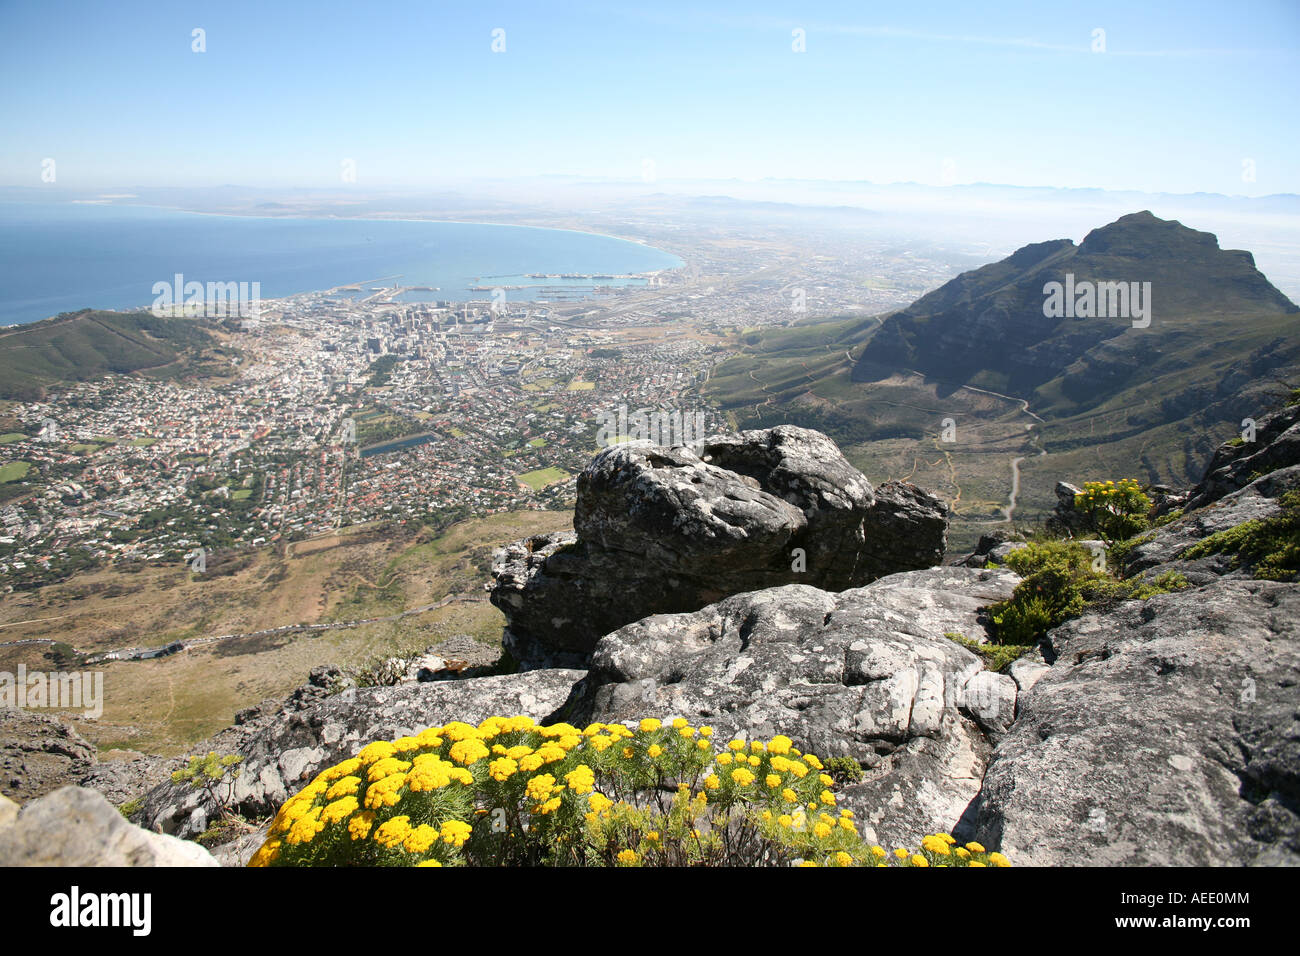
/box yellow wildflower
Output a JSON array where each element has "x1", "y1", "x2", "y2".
[
  {"x1": 440, "y1": 820, "x2": 472, "y2": 847},
  {"x1": 730, "y1": 767, "x2": 756, "y2": 787},
  {"x1": 372, "y1": 816, "x2": 412, "y2": 849},
  {"x1": 348, "y1": 812, "x2": 376, "y2": 840},
  {"x1": 356, "y1": 740, "x2": 396, "y2": 765},
  {"x1": 449, "y1": 739, "x2": 490, "y2": 766},
  {"x1": 403, "y1": 824, "x2": 439, "y2": 854},
  {"x1": 321, "y1": 796, "x2": 359, "y2": 825},
  {"x1": 326, "y1": 776, "x2": 361, "y2": 800}
]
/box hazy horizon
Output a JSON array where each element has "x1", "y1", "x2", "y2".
[{"x1": 2, "y1": 0, "x2": 1297, "y2": 194}]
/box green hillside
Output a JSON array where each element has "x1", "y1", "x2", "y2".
[{"x1": 0, "y1": 309, "x2": 223, "y2": 400}]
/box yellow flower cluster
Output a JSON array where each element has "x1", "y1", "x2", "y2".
[{"x1": 250, "y1": 716, "x2": 1016, "y2": 869}]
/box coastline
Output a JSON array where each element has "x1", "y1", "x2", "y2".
[{"x1": 0, "y1": 201, "x2": 684, "y2": 326}]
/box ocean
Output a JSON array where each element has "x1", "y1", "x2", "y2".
[{"x1": 0, "y1": 201, "x2": 683, "y2": 326}]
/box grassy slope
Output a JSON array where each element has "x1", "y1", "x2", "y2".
[
  {"x1": 0, "y1": 509, "x2": 572, "y2": 755},
  {"x1": 0, "y1": 310, "x2": 220, "y2": 399}
]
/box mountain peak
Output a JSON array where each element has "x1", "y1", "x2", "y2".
[
  {"x1": 852, "y1": 210, "x2": 1299, "y2": 406},
  {"x1": 1077, "y1": 210, "x2": 1219, "y2": 259}
]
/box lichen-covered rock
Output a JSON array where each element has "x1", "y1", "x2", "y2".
[
  {"x1": 1180, "y1": 402, "x2": 1300, "y2": 512},
  {"x1": 0, "y1": 709, "x2": 98, "y2": 803},
  {"x1": 0, "y1": 786, "x2": 217, "y2": 866},
  {"x1": 1124, "y1": 465, "x2": 1299, "y2": 583},
  {"x1": 970, "y1": 578, "x2": 1300, "y2": 865},
  {"x1": 136, "y1": 668, "x2": 583, "y2": 840},
  {"x1": 1044, "y1": 481, "x2": 1088, "y2": 537},
  {"x1": 491, "y1": 426, "x2": 948, "y2": 667},
  {"x1": 556, "y1": 566, "x2": 1020, "y2": 849}
]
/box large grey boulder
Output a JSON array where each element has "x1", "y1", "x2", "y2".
[
  {"x1": 492, "y1": 426, "x2": 948, "y2": 667},
  {"x1": 970, "y1": 578, "x2": 1300, "y2": 865},
  {"x1": 136, "y1": 667, "x2": 583, "y2": 840},
  {"x1": 556, "y1": 565, "x2": 1021, "y2": 849},
  {"x1": 0, "y1": 786, "x2": 217, "y2": 866}
]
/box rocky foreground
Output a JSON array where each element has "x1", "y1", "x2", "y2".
[{"x1": 2, "y1": 417, "x2": 1297, "y2": 866}]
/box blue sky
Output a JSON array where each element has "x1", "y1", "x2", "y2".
[{"x1": 1, "y1": 0, "x2": 1297, "y2": 195}]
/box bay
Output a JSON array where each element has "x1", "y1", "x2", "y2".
[{"x1": 0, "y1": 201, "x2": 683, "y2": 326}]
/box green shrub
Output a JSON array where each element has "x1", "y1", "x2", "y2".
[
  {"x1": 1127, "y1": 570, "x2": 1191, "y2": 600},
  {"x1": 989, "y1": 541, "x2": 1113, "y2": 644},
  {"x1": 172, "y1": 751, "x2": 243, "y2": 816},
  {"x1": 249, "y1": 717, "x2": 1011, "y2": 868},
  {"x1": 1106, "y1": 531, "x2": 1154, "y2": 568},
  {"x1": 823, "y1": 756, "x2": 864, "y2": 786},
  {"x1": 1072, "y1": 479, "x2": 1151, "y2": 542},
  {"x1": 1151, "y1": 509, "x2": 1184, "y2": 528},
  {"x1": 944, "y1": 632, "x2": 1033, "y2": 672}
]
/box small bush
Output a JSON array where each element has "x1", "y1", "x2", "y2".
[
  {"x1": 1106, "y1": 531, "x2": 1154, "y2": 569},
  {"x1": 172, "y1": 751, "x2": 243, "y2": 816},
  {"x1": 823, "y1": 756, "x2": 864, "y2": 786},
  {"x1": 1127, "y1": 570, "x2": 1191, "y2": 600},
  {"x1": 944, "y1": 632, "x2": 1033, "y2": 672},
  {"x1": 989, "y1": 541, "x2": 1120, "y2": 645},
  {"x1": 249, "y1": 717, "x2": 1011, "y2": 868},
  {"x1": 1072, "y1": 479, "x2": 1151, "y2": 542},
  {"x1": 1151, "y1": 509, "x2": 1184, "y2": 528}
]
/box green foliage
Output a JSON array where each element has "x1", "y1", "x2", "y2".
[
  {"x1": 172, "y1": 751, "x2": 244, "y2": 813},
  {"x1": 823, "y1": 756, "x2": 864, "y2": 786},
  {"x1": 1183, "y1": 490, "x2": 1300, "y2": 581},
  {"x1": 0, "y1": 310, "x2": 215, "y2": 400},
  {"x1": 944, "y1": 632, "x2": 1033, "y2": 672},
  {"x1": 1127, "y1": 570, "x2": 1191, "y2": 600},
  {"x1": 989, "y1": 541, "x2": 1118, "y2": 645},
  {"x1": 44, "y1": 642, "x2": 84, "y2": 668},
  {"x1": 1106, "y1": 531, "x2": 1154, "y2": 569},
  {"x1": 1072, "y1": 479, "x2": 1152, "y2": 542},
  {"x1": 118, "y1": 797, "x2": 143, "y2": 820},
  {"x1": 1152, "y1": 509, "x2": 1184, "y2": 528},
  {"x1": 989, "y1": 536, "x2": 1204, "y2": 645}
]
